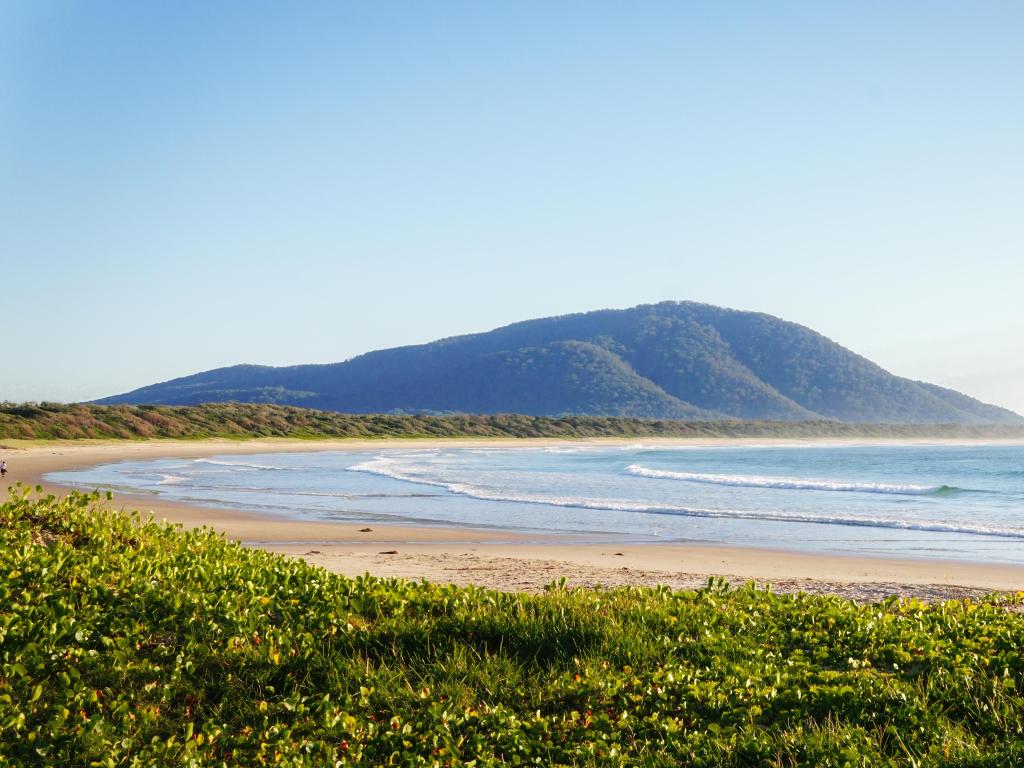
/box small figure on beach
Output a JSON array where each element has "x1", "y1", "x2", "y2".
[{"x1": 0, "y1": 461, "x2": 6, "y2": 478}]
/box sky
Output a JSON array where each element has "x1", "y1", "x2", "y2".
[{"x1": 2, "y1": 2, "x2": 1022, "y2": 414}]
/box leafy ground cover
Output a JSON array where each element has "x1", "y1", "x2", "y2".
[
  {"x1": 2, "y1": 489, "x2": 1024, "y2": 766},
  {"x1": 5, "y1": 401, "x2": 1024, "y2": 441}
]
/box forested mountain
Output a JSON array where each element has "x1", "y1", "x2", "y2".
[{"x1": 97, "y1": 302, "x2": 1023, "y2": 424}]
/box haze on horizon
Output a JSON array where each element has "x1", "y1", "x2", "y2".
[{"x1": 2, "y1": 2, "x2": 1022, "y2": 415}]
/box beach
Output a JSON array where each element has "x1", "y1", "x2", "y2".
[{"x1": 5, "y1": 437, "x2": 1024, "y2": 599}]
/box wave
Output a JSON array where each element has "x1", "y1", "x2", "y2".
[
  {"x1": 625, "y1": 465, "x2": 957, "y2": 496},
  {"x1": 348, "y1": 458, "x2": 1022, "y2": 540},
  {"x1": 156, "y1": 474, "x2": 187, "y2": 485},
  {"x1": 193, "y1": 458, "x2": 284, "y2": 471}
]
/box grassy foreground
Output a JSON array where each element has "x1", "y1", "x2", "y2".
[
  {"x1": 2, "y1": 491, "x2": 1024, "y2": 767},
  {"x1": 5, "y1": 401, "x2": 1024, "y2": 441}
]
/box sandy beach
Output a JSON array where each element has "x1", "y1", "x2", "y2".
[{"x1": 4, "y1": 436, "x2": 1024, "y2": 600}]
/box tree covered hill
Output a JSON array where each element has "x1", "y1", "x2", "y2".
[{"x1": 97, "y1": 302, "x2": 1023, "y2": 424}]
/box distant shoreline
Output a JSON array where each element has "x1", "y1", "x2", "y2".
[{"x1": 6, "y1": 436, "x2": 1024, "y2": 599}]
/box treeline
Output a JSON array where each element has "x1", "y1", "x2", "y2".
[{"x1": 3, "y1": 401, "x2": 1024, "y2": 441}]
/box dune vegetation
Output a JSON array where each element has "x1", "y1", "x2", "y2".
[
  {"x1": 3, "y1": 402, "x2": 1024, "y2": 443},
  {"x1": 2, "y1": 488, "x2": 1024, "y2": 766}
]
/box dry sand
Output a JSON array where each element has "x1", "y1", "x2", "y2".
[{"x1": 4, "y1": 436, "x2": 1024, "y2": 600}]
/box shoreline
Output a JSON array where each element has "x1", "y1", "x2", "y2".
[{"x1": 4, "y1": 436, "x2": 1024, "y2": 597}]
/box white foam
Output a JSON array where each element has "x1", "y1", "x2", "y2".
[
  {"x1": 156, "y1": 474, "x2": 187, "y2": 485},
  {"x1": 626, "y1": 465, "x2": 949, "y2": 495},
  {"x1": 193, "y1": 458, "x2": 283, "y2": 471},
  {"x1": 348, "y1": 458, "x2": 1022, "y2": 540}
]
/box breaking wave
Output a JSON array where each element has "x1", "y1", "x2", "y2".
[
  {"x1": 192, "y1": 458, "x2": 284, "y2": 471},
  {"x1": 626, "y1": 465, "x2": 958, "y2": 496},
  {"x1": 156, "y1": 474, "x2": 187, "y2": 485}
]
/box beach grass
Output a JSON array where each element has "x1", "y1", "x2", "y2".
[{"x1": 3, "y1": 488, "x2": 1024, "y2": 766}]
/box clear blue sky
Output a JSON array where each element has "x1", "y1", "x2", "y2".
[{"x1": 2, "y1": 2, "x2": 1022, "y2": 414}]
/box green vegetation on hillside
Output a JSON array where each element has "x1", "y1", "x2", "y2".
[
  {"x1": 3, "y1": 402, "x2": 1024, "y2": 442},
  {"x1": 95, "y1": 302, "x2": 1024, "y2": 425},
  {"x1": 3, "y1": 489, "x2": 1024, "y2": 766}
]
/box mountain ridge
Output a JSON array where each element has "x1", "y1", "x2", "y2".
[{"x1": 97, "y1": 301, "x2": 1023, "y2": 424}]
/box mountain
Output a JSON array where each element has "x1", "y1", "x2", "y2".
[{"x1": 96, "y1": 302, "x2": 1024, "y2": 424}]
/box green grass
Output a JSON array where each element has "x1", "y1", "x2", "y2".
[
  {"x1": 3, "y1": 489, "x2": 1024, "y2": 766},
  {"x1": 4, "y1": 401, "x2": 1024, "y2": 441}
]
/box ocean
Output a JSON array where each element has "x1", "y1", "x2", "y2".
[{"x1": 46, "y1": 442, "x2": 1024, "y2": 563}]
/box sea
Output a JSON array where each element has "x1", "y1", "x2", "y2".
[{"x1": 45, "y1": 442, "x2": 1024, "y2": 564}]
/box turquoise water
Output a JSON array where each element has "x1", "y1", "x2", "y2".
[{"x1": 46, "y1": 443, "x2": 1024, "y2": 563}]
